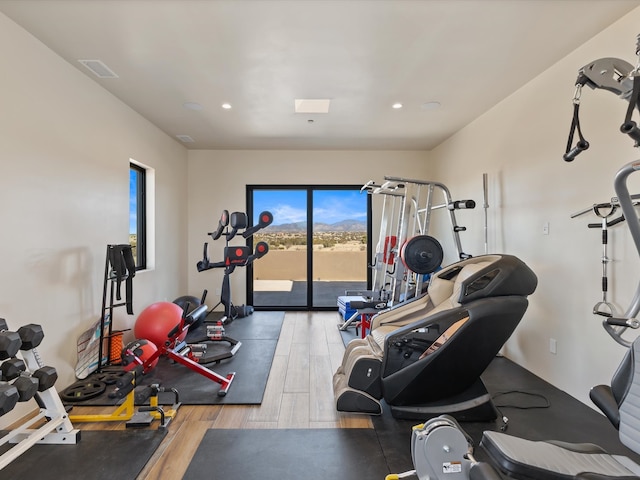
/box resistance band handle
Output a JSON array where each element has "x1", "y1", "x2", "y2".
[
  {"x1": 563, "y1": 140, "x2": 589, "y2": 162},
  {"x1": 620, "y1": 121, "x2": 640, "y2": 143},
  {"x1": 607, "y1": 317, "x2": 631, "y2": 327},
  {"x1": 588, "y1": 216, "x2": 625, "y2": 229}
]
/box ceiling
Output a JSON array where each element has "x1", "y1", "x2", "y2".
[{"x1": 1, "y1": 0, "x2": 639, "y2": 150}]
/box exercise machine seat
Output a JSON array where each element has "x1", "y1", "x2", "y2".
[
  {"x1": 333, "y1": 254, "x2": 538, "y2": 419},
  {"x1": 482, "y1": 431, "x2": 640, "y2": 479},
  {"x1": 480, "y1": 336, "x2": 640, "y2": 480}
]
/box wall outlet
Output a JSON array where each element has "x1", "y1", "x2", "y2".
[
  {"x1": 549, "y1": 338, "x2": 557, "y2": 354},
  {"x1": 215, "y1": 288, "x2": 222, "y2": 295}
]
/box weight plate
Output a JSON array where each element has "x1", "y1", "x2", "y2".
[
  {"x1": 93, "y1": 371, "x2": 126, "y2": 385},
  {"x1": 400, "y1": 235, "x2": 444, "y2": 274},
  {"x1": 60, "y1": 380, "x2": 107, "y2": 402}
]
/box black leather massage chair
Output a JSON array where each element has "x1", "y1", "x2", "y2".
[{"x1": 333, "y1": 254, "x2": 538, "y2": 420}]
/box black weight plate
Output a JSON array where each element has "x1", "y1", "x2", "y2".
[
  {"x1": 401, "y1": 235, "x2": 444, "y2": 274},
  {"x1": 60, "y1": 380, "x2": 107, "y2": 402},
  {"x1": 93, "y1": 371, "x2": 126, "y2": 385}
]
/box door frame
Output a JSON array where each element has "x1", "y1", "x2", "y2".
[{"x1": 246, "y1": 184, "x2": 372, "y2": 311}]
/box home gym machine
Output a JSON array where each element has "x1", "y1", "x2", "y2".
[
  {"x1": 339, "y1": 177, "x2": 474, "y2": 332},
  {"x1": 387, "y1": 34, "x2": 640, "y2": 480},
  {"x1": 130, "y1": 300, "x2": 237, "y2": 396},
  {"x1": 563, "y1": 38, "x2": 640, "y2": 347},
  {"x1": 197, "y1": 209, "x2": 272, "y2": 323}
]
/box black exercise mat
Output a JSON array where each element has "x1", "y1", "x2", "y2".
[
  {"x1": 62, "y1": 311, "x2": 284, "y2": 406},
  {"x1": 0, "y1": 429, "x2": 166, "y2": 480},
  {"x1": 183, "y1": 428, "x2": 391, "y2": 479},
  {"x1": 371, "y1": 355, "x2": 640, "y2": 474}
]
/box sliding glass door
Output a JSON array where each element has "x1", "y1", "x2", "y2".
[{"x1": 247, "y1": 185, "x2": 370, "y2": 310}]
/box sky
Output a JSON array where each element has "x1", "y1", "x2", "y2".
[
  {"x1": 253, "y1": 189, "x2": 367, "y2": 226},
  {"x1": 129, "y1": 169, "x2": 137, "y2": 234}
]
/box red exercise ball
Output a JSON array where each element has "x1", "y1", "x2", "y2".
[
  {"x1": 134, "y1": 301, "x2": 186, "y2": 349},
  {"x1": 121, "y1": 339, "x2": 159, "y2": 373}
]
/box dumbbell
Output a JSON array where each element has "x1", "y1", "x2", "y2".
[
  {"x1": 12, "y1": 375, "x2": 39, "y2": 402},
  {"x1": 1, "y1": 358, "x2": 26, "y2": 381},
  {"x1": 17, "y1": 324, "x2": 44, "y2": 350},
  {"x1": 0, "y1": 382, "x2": 19, "y2": 416},
  {"x1": 32, "y1": 366, "x2": 58, "y2": 391},
  {"x1": 1, "y1": 359, "x2": 55, "y2": 399},
  {"x1": 0, "y1": 319, "x2": 21, "y2": 360}
]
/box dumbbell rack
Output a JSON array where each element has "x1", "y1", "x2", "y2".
[{"x1": 0, "y1": 322, "x2": 80, "y2": 470}]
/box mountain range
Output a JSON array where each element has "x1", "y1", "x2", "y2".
[{"x1": 265, "y1": 219, "x2": 366, "y2": 233}]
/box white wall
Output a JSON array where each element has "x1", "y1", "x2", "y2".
[
  {"x1": 186, "y1": 150, "x2": 434, "y2": 304},
  {"x1": 430, "y1": 7, "x2": 640, "y2": 406},
  {"x1": 0, "y1": 13, "x2": 188, "y2": 425}
]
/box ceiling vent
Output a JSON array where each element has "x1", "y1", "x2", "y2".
[
  {"x1": 78, "y1": 59, "x2": 119, "y2": 78},
  {"x1": 294, "y1": 99, "x2": 331, "y2": 114},
  {"x1": 176, "y1": 135, "x2": 195, "y2": 143}
]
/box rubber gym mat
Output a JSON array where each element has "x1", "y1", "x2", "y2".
[
  {"x1": 0, "y1": 429, "x2": 166, "y2": 479},
  {"x1": 62, "y1": 310, "x2": 284, "y2": 406},
  {"x1": 183, "y1": 428, "x2": 391, "y2": 479},
  {"x1": 371, "y1": 355, "x2": 640, "y2": 474}
]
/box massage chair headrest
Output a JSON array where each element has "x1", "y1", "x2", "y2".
[{"x1": 428, "y1": 254, "x2": 537, "y2": 306}]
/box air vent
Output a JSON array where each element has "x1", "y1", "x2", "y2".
[
  {"x1": 294, "y1": 99, "x2": 331, "y2": 114},
  {"x1": 78, "y1": 59, "x2": 119, "y2": 78},
  {"x1": 176, "y1": 135, "x2": 195, "y2": 143}
]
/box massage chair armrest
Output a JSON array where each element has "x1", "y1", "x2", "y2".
[
  {"x1": 384, "y1": 305, "x2": 465, "y2": 343},
  {"x1": 381, "y1": 308, "x2": 468, "y2": 376},
  {"x1": 589, "y1": 384, "x2": 620, "y2": 429},
  {"x1": 373, "y1": 293, "x2": 432, "y2": 330}
]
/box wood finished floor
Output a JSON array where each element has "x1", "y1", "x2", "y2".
[{"x1": 65, "y1": 312, "x2": 372, "y2": 480}]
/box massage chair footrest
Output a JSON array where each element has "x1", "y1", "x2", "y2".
[{"x1": 335, "y1": 389, "x2": 382, "y2": 415}]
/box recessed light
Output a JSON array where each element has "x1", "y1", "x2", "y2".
[
  {"x1": 176, "y1": 134, "x2": 195, "y2": 143},
  {"x1": 392, "y1": 103, "x2": 403, "y2": 109},
  {"x1": 421, "y1": 101, "x2": 441, "y2": 110},
  {"x1": 221, "y1": 103, "x2": 232, "y2": 110},
  {"x1": 183, "y1": 102, "x2": 203, "y2": 111}
]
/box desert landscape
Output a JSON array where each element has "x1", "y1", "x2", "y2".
[{"x1": 253, "y1": 232, "x2": 367, "y2": 282}]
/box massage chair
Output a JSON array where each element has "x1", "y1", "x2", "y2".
[{"x1": 333, "y1": 254, "x2": 538, "y2": 420}]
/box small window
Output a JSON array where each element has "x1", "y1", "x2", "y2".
[{"x1": 129, "y1": 163, "x2": 146, "y2": 270}]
